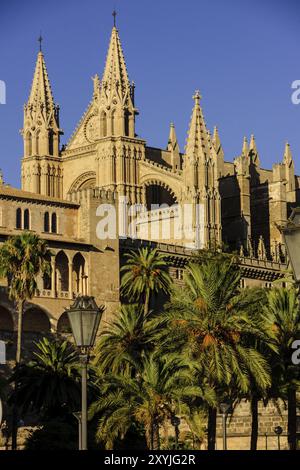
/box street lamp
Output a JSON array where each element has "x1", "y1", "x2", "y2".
[
  {"x1": 274, "y1": 426, "x2": 283, "y2": 450},
  {"x1": 220, "y1": 402, "x2": 231, "y2": 450},
  {"x1": 66, "y1": 296, "x2": 104, "y2": 451},
  {"x1": 280, "y1": 208, "x2": 300, "y2": 284}
]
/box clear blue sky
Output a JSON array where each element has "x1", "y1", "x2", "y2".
[{"x1": 0, "y1": 0, "x2": 300, "y2": 187}]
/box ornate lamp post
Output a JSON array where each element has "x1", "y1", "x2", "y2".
[
  {"x1": 66, "y1": 296, "x2": 104, "y2": 450},
  {"x1": 281, "y1": 208, "x2": 300, "y2": 284},
  {"x1": 220, "y1": 402, "x2": 231, "y2": 450}
]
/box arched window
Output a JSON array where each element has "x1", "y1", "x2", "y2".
[
  {"x1": 16, "y1": 208, "x2": 22, "y2": 229},
  {"x1": 36, "y1": 130, "x2": 40, "y2": 155},
  {"x1": 55, "y1": 251, "x2": 69, "y2": 292},
  {"x1": 49, "y1": 131, "x2": 53, "y2": 156},
  {"x1": 51, "y1": 213, "x2": 57, "y2": 233},
  {"x1": 111, "y1": 109, "x2": 116, "y2": 136},
  {"x1": 26, "y1": 132, "x2": 32, "y2": 157},
  {"x1": 100, "y1": 112, "x2": 107, "y2": 137},
  {"x1": 24, "y1": 209, "x2": 30, "y2": 230},
  {"x1": 124, "y1": 110, "x2": 130, "y2": 137},
  {"x1": 44, "y1": 212, "x2": 49, "y2": 232}
]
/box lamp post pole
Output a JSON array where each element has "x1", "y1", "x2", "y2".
[
  {"x1": 81, "y1": 352, "x2": 88, "y2": 450},
  {"x1": 220, "y1": 403, "x2": 231, "y2": 450},
  {"x1": 66, "y1": 296, "x2": 104, "y2": 451}
]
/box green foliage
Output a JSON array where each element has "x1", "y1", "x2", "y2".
[
  {"x1": 0, "y1": 232, "x2": 51, "y2": 304},
  {"x1": 9, "y1": 337, "x2": 81, "y2": 419},
  {"x1": 120, "y1": 247, "x2": 172, "y2": 316},
  {"x1": 24, "y1": 418, "x2": 79, "y2": 450}
]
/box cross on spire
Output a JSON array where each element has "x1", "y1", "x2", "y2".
[
  {"x1": 38, "y1": 33, "x2": 43, "y2": 52},
  {"x1": 112, "y1": 10, "x2": 117, "y2": 27}
]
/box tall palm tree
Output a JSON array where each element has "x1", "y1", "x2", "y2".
[
  {"x1": 0, "y1": 232, "x2": 51, "y2": 449},
  {"x1": 9, "y1": 337, "x2": 81, "y2": 420},
  {"x1": 120, "y1": 247, "x2": 171, "y2": 318},
  {"x1": 93, "y1": 304, "x2": 156, "y2": 375},
  {"x1": 263, "y1": 287, "x2": 300, "y2": 450},
  {"x1": 0, "y1": 232, "x2": 51, "y2": 364},
  {"x1": 156, "y1": 256, "x2": 271, "y2": 450},
  {"x1": 89, "y1": 354, "x2": 214, "y2": 450}
]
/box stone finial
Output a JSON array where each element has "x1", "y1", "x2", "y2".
[
  {"x1": 257, "y1": 236, "x2": 267, "y2": 260},
  {"x1": 0, "y1": 170, "x2": 3, "y2": 185},
  {"x1": 242, "y1": 136, "x2": 248, "y2": 157},
  {"x1": 283, "y1": 141, "x2": 293, "y2": 165}
]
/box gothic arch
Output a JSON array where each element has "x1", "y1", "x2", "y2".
[
  {"x1": 23, "y1": 305, "x2": 51, "y2": 333},
  {"x1": 140, "y1": 175, "x2": 180, "y2": 203},
  {"x1": 57, "y1": 311, "x2": 72, "y2": 334},
  {"x1": 68, "y1": 171, "x2": 96, "y2": 193},
  {"x1": 142, "y1": 179, "x2": 178, "y2": 210}
]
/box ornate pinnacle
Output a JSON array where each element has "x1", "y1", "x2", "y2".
[{"x1": 193, "y1": 90, "x2": 201, "y2": 105}]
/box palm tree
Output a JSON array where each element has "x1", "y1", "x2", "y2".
[
  {"x1": 0, "y1": 232, "x2": 51, "y2": 364},
  {"x1": 232, "y1": 287, "x2": 274, "y2": 450},
  {"x1": 93, "y1": 304, "x2": 156, "y2": 375},
  {"x1": 157, "y1": 255, "x2": 271, "y2": 450},
  {"x1": 120, "y1": 247, "x2": 171, "y2": 318},
  {"x1": 89, "y1": 354, "x2": 213, "y2": 450},
  {"x1": 263, "y1": 287, "x2": 300, "y2": 450},
  {"x1": 9, "y1": 337, "x2": 81, "y2": 420}
]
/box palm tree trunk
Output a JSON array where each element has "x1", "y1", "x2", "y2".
[
  {"x1": 288, "y1": 386, "x2": 297, "y2": 450},
  {"x1": 153, "y1": 421, "x2": 160, "y2": 450},
  {"x1": 144, "y1": 288, "x2": 150, "y2": 319},
  {"x1": 207, "y1": 406, "x2": 217, "y2": 450},
  {"x1": 12, "y1": 299, "x2": 24, "y2": 450},
  {"x1": 16, "y1": 300, "x2": 24, "y2": 364},
  {"x1": 250, "y1": 395, "x2": 259, "y2": 450}
]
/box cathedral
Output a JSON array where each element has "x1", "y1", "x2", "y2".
[{"x1": 0, "y1": 18, "x2": 298, "y2": 450}]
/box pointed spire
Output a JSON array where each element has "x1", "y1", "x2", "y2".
[
  {"x1": 283, "y1": 141, "x2": 293, "y2": 165},
  {"x1": 212, "y1": 126, "x2": 224, "y2": 159},
  {"x1": 27, "y1": 50, "x2": 55, "y2": 120},
  {"x1": 167, "y1": 122, "x2": 180, "y2": 153},
  {"x1": 185, "y1": 90, "x2": 211, "y2": 160},
  {"x1": 249, "y1": 134, "x2": 257, "y2": 152},
  {"x1": 249, "y1": 133, "x2": 260, "y2": 166},
  {"x1": 101, "y1": 26, "x2": 131, "y2": 100},
  {"x1": 257, "y1": 236, "x2": 267, "y2": 260},
  {"x1": 242, "y1": 136, "x2": 248, "y2": 157},
  {"x1": 167, "y1": 123, "x2": 180, "y2": 170}
]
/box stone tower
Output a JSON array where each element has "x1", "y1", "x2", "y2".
[
  {"x1": 21, "y1": 49, "x2": 63, "y2": 197},
  {"x1": 182, "y1": 91, "x2": 222, "y2": 248},
  {"x1": 94, "y1": 26, "x2": 145, "y2": 205}
]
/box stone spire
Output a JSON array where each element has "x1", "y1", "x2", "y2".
[
  {"x1": 185, "y1": 91, "x2": 211, "y2": 160},
  {"x1": 242, "y1": 136, "x2": 248, "y2": 157},
  {"x1": 249, "y1": 134, "x2": 260, "y2": 166},
  {"x1": 27, "y1": 51, "x2": 56, "y2": 123},
  {"x1": 21, "y1": 48, "x2": 63, "y2": 198},
  {"x1": 167, "y1": 123, "x2": 180, "y2": 170},
  {"x1": 22, "y1": 50, "x2": 62, "y2": 158},
  {"x1": 283, "y1": 141, "x2": 293, "y2": 165},
  {"x1": 101, "y1": 26, "x2": 132, "y2": 103},
  {"x1": 99, "y1": 26, "x2": 137, "y2": 137},
  {"x1": 212, "y1": 126, "x2": 224, "y2": 158}
]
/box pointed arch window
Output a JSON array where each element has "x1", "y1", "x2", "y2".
[
  {"x1": 124, "y1": 110, "x2": 130, "y2": 137},
  {"x1": 51, "y1": 213, "x2": 57, "y2": 233},
  {"x1": 24, "y1": 209, "x2": 30, "y2": 230},
  {"x1": 36, "y1": 130, "x2": 41, "y2": 155},
  {"x1": 100, "y1": 111, "x2": 107, "y2": 137},
  {"x1": 49, "y1": 131, "x2": 53, "y2": 156},
  {"x1": 44, "y1": 212, "x2": 50, "y2": 232},
  {"x1": 26, "y1": 132, "x2": 32, "y2": 157},
  {"x1": 16, "y1": 208, "x2": 22, "y2": 229},
  {"x1": 111, "y1": 109, "x2": 116, "y2": 136}
]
